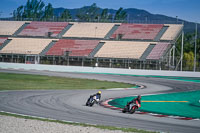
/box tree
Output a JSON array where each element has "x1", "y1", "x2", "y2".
[
  {"x1": 114, "y1": 7, "x2": 127, "y2": 21},
  {"x1": 13, "y1": 5, "x2": 24, "y2": 20},
  {"x1": 43, "y1": 3, "x2": 54, "y2": 20},
  {"x1": 23, "y1": 0, "x2": 45, "y2": 19},
  {"x1": 176, "y1": 33, "x2": 195, "y2": 57},
  {"x1": 23, "y1": 0, "x2": 31, "y2": 18},
  {"x1": 76, "y1": 3, "x2": 100, "y2": 21},
  {"x1": 60, "y1": 9, "x2": 72, "y2": 21},
  {"x1": 183, "y1": 51, "x2": 194, "y2": 70},
  {"x1": 175, "y1": 32, "x2": 200, "y2": 71},
  {"x1": 100, "y1": 8, "x2": 112, "y2": 22},
  {"x1": 14, "y1": 0, "x2": 45, "y2": 20}
]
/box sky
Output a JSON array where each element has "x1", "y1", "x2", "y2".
[{"x1": 0, "y1": 0, "x2": 199, "y2": 22}]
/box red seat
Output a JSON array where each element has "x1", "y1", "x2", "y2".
[
  {"x1": 111, "y1": 23, "x2": 163, "y2": 40},
  {"x1": 18, "y1": 22, "x2": 68, "y2": 37},
  {"x1": 147, "y1": 43, "x2": 170, "y2": 60},
  {"x1": 0, "y1": 37, "x2": 7, "y2": 46},
  {"x1": 46, "y1": 39, "x2": 100, "y2": 57}
]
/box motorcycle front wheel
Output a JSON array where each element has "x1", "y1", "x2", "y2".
[{"x1": 129, "y1": 106, "x2": 136, "y2": 114}]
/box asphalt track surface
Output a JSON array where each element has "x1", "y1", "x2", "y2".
[{"x1": 0, "y1": 69, "x2": 200, "y2": 133}]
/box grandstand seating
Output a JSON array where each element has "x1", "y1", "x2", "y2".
[
  {"x1": 0, "y1": 37, "x2": 7, "y2": 46},
  {"x1": 18, "y1": 21, "x2": 68, "y2": 37},
  {"x1": 63, "y1": 22, "x2": 115, "y2": 38},
  {"x1": 0, "y1": 38, "x2": 57, "y2": 55},
  {"x1": 0, "y1": 21, "x2": 26, "y2": 35},
  {"x1": 46, "y1": 39, "x2": 100, "y2": 57},
  {"x1": 0, "y1": 21, "x2": 183, "y2": 63},
  {"x1": 94, "y1": 41, "x2": 151, "y2": 59},
  {"x1": 146, "y1": 42, "x2": 170, "y2": 60},
  {"x1": 160, "y1": 24, "x2": 183, "y2": 41},
  {"x1": 110, "y1": 23, "x2": 163, "y2": 40}
]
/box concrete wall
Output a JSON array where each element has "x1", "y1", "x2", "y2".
[{"x1": 0, "y1": 62, "x2": 200, "y2": 77}]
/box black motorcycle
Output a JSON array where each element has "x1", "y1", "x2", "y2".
[{"x1": 86, "y1": 95, "x2": 99, "y2": 107}]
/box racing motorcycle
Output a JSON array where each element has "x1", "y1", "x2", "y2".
[
  {"x1": 122, "y1": 100, "x2": 141, "y2": 114},
  {"x1": 86, "y1": 95, "x2": 100, "y2": 107}
]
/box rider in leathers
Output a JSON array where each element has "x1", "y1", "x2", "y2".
[
  {"x1": 87, "y1": 91, "x2": 101, "y2": 104},
  {"x1": 127, "y1": 95, "x2": 141, "y2": 110}
]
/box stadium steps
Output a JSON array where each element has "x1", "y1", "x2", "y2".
[
  {"x1": 154, "y1": 26, "x2": 169, "y2": 41},
  {"x1": 13, "y1": 22, "x2": 30, "y2": 36},
  {"x1": 89, "y1": 42, "x2": 105, "y2": 57},
  {"x1": 0, "y1": 39, "x2": 11, "y2": 50},
  {"x1": 57, "y1": 23, "x2": 73, "y2": 38},
  {"x1": 104, "y1": 24, "x2": 120, "y2": 39},
  {"x1": 39, "y1": 40, "x2": 57, "y2": 56},
  {"x1": 140, "y1": 44, "x2": 156, "y2": 60}
]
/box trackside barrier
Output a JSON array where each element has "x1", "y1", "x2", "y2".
[{"x1": 0, "y1": 62, "x2": 200, "y2": 77}]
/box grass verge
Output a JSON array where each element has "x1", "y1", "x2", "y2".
[
  {"x1": 0, "y1": 112, "x2": 157, "y2": 133},
  {"x1": 0, "y1": 72, "x2": 134, "y2": 90}
]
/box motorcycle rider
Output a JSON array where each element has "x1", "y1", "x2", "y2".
[
  {"x1": 94, "y1": 91, "x2": 101, "y2": 103},
  {"x1": 87, "y1": 91, "x2": 101, "y2": 104},
  {"x1": 127, "y1": 95, "x2": 141, "y2": 110}
]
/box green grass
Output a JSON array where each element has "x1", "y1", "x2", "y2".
[
  {"x1": 0, "y1": 112, "x2": 157, "y2": 133},
  {"x1": 0, "y1": 72, "x2": 134, "y2": 90}
]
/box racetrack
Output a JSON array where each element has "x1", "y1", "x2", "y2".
[{"x1": 0, "y1": 69, "x2": 200, "y2": 133}]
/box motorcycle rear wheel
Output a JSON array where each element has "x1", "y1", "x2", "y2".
[
  {"x1": 122, "y1": 109, "x2": 126, "y2": 113},
  {"x1": 89, "y1": 101, "x2": 94, "y2": 107}
]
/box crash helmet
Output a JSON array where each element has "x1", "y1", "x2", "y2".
[
  {"x1": 137, "y1": 95, "x2": 141, "y2": 99},
  {"x1": 98, "y1": 91, "x2": 102, "y2": 94}
]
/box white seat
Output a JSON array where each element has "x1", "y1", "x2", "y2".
[
  {"x1": 95, "y1": 41, "x2": 153, "y2": 59},
  {"x1": 0, "y1": 38, "x2": 58, "y2": 55},
  {"x1": 0, "y1": 21, "x2": 26, "y2": 35},
  {"x1": 161, "y1": 24, "x2": 183, "y2": 40},
  {"x1": 63, "y1": 22, "x2": 116, "y2": 38}
]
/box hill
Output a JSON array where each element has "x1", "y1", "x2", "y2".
[{"x1": 54, "y1": 7, "x2": 199, "y2": 33}]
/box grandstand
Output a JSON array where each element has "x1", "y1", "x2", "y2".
[
  {"x1": 0, "y1": 37, "x2": 7, "y2": 46},
  {"x1": 0, "y1": 37, "x2": 57, "y2": 55},
  {"x1": 95, "y1": 41, "x2": 153, "y2": 59},
  {"x1": 46, "y1": 39, "x2": 100, "y2": 57},
  {"x1": 0, "y1": 21, "x2": 27, "y2": 35},
  {"x1": 110, "y1": 23, "x2": 164, "y2": 40},
  {"x1": 0, "y1": 21, "x2": 183, "y2": 69},
  {"x1": 146, "y1": 43, "x2": 171, "y2": 60},
  {"x1": 160, "y1": 24, "x2": 183, "y2": 41},
  {"x1": 63, "y1": 22, "x2": 116, "y2": 38},
  {"x1": 18, "y1": 21, "x2": 69, "y2": 37}
]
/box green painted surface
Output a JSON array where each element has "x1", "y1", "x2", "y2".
[
  {"x1": 109, "y1": 91, "x2": 200, "y2": 118},
  {"x1": 131, "y1": 85, "x2": 140, "y2": 88},
  {"x1": 147, "y1": 75, "x2": 200, "y2": 83}
]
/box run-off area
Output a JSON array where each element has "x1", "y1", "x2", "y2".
[{"x1": 109, "y1": 90, "x2": 200, "y2": 119}]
